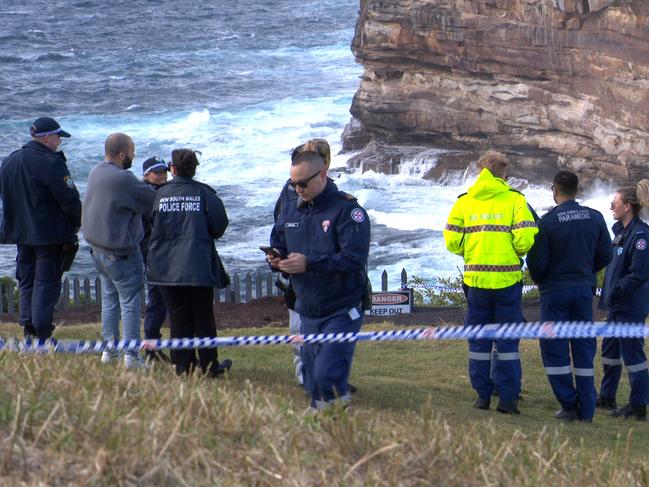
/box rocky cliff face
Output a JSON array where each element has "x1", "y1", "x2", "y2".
[{"x1": 346, "y1": 0, "x2": 649, "y2": 185}]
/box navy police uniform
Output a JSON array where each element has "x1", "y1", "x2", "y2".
[
  {"x1": 527, "y1": 200, "x2": 612, "y2": 420},
  {"x1": 271, "y1": 179, "x2": 370, "y2": 410},
  {"x1": 598, "y1": 218, "x2": 649, "y2": 409},
  {"x1": 0, "y1": 140, "x2": 81, "y2": 339},
  {"x1": 147, "y1": 176, "x2": 230, "y2": 376},
  {"x1": 140, "y1": 181, "x2": 167, "y2": 341}
]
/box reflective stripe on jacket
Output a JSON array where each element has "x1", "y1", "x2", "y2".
[{"x1": 443, "y1": 168, "x2": 538, "y2": 289}]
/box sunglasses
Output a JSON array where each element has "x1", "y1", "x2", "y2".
[{"x1": 288, "y1": 169, "x2": 322, "y2": 189}]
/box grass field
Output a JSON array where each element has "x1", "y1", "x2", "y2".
[{"x1": 0, "y1": 322, "x2": 647, "y2": 486}]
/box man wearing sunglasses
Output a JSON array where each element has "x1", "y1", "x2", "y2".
[{"x1": 268, "y1": 149, "x2": 370, "y2": 411}]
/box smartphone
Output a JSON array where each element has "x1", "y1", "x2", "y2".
[{"x1": 260, "y1": 245, "x2": 284, "y2": 259}]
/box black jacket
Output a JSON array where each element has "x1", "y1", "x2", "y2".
[
  {"x1": 599, "y1": 218, "x2": 649, "y2": 317},
  {"x1": 140, "y1": 181, "x2": 159, "y2": 263},
  {"x1": 0, "y1": 141, "x2": 81, "y2": 245},
  {"x1": 270, "y1": 180, "x2": 370, "y2": 318},
  {"x1": 527, "y1": 200, "x2": 612, "y2": 294},
  {"x1": 146, "y1": 177, "x2": 229, "y2": 288}
]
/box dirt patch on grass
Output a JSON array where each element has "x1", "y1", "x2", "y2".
[{"x1": 0, "y1": 296, "x2": 608, "y2": 330}]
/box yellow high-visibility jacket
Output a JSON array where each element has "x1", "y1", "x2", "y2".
[{"x1": 443, "y1": 168, "x2": 538, "y2": 289}]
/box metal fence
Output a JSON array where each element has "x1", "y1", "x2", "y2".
[{"x1": 0, "y1": 268, "x2": 410, "y2": 313}]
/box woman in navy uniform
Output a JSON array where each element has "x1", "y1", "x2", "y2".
[
  {"x1": 597, "y1": 183, "x2": 649, "y2": 420},
  {"x1": 147, "y1": 149, "x2": 232, "y2": 377}
]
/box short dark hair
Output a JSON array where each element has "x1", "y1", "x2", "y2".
[
  {"x1": 291, "y1": 150, "x2": 325, "y2": 169},
  {"x1": 552, "y1": 170, "x2": 578, "y2": 197},
  {"x1": 170, "y1": 149, "x2": 200, "y2": 178}
]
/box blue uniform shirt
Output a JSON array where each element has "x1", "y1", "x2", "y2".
[
  {"x1": 0, "y1": 140, "x2": 81, "y2": 245},
  {"x1": 271, "y1": 179, "x2": 371, "y2": 318},
  {"x1": 527, "y1": 200, "x2": 612, "y2": 294},
  {"x1": 599, "y1": 217, "x2": 649, "y2": 316}
]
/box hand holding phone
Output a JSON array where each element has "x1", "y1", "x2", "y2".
[{"x1": 260, "y1": 245, "x2": 284, "y2": 259}]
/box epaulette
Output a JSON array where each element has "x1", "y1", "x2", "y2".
[
  {"x1": 338, "y1": 191, "x2": 357, "y2": 201},
  {"x1": 457, "y1": 192, "x2": 467, "y2": 199}
]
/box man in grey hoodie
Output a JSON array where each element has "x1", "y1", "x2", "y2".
[{"x1": 82, "y1": 133, "x2": 154, "y2": 368}]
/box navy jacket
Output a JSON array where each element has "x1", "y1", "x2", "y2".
[
  {"x1": 140, "y1": 181, "x2": 160, "y2": 263},
  {"x1": 527, "y1": 200, "x2": 612, "y2": 294},
  {"x1": 273, "y1": 179, "x2": 298, "y2": 222},
  {"x1": 0, "y1": 141, "x2": 81, "y2": 245},
  {"x1": 146, "y1": 177, "x2": 229, "y2": 288},
  {"x1": 599, "y1": 218, "x2": 649, "y2": 316},
  {"x1": 270, "y1": 180, "x2": 371, "y2": 318}
]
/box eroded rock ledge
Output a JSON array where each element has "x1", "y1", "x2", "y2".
[{"x1": 346, "y1": 0, "x2": 649, "y2": 185}]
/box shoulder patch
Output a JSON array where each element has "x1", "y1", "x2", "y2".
[
  {"x1": 635, "y1": 239, "x2": 647, "y2": 251},
  {"x1": 63, "y1": 175, "x2": 75, "y2": 189},
  {"x1": 350, "y1": 208, "x2": 365, "y2": 223}
]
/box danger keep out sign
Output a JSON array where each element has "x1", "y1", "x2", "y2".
[{"x1": 366, "y1": 290, "x2": 413, "y2": 316}]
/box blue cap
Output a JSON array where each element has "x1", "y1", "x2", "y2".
[
  {"x1": 142, "y1": 156, "x2": 169, "y2": 175},
  {"x1": 30, "y1": 117, "x2": 71, "y2": 138}
]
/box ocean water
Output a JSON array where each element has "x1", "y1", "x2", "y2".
[{"x1": 0, "y1": 1, "x2": 618, "y2": 290}]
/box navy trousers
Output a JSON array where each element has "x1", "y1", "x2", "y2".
[
  {"x1": 465, "y1": 282, "x2": 523, "y2": 404},
  {"x1": 300, "y1": 306, "x2": 363, "y2": 410},
  {"x1": 539, "y1": 286, "x2": 596, "y2": 420},
  {"x1": 16, "y1": 244, "x2": 63, "y2": 339},
  {"x1": 143, "y1": 283, "x2": 167, "y2": 340},
  {"x1": 599, "y1": 312, "x2": 649, "y2": 406}
]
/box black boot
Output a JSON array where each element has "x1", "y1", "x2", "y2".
[
  {"x1": 596, "y1": 396, "x2": 617, "y2": 411},
  {"x1": 496, "y1": 400, "x2": 520, "y2": 415},
  {"x1": 473, "y1": 397, "x2": 491, "y2": 410},
  {"x1": 610, "y1": 404, "x2": 647, "y2": 421},
  {"x1": 554, "y1": 408, "x2": 579, "y2": 422}
]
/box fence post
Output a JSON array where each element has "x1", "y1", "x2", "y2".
[
  {"x1": 6, "y1": 280, "x2": 15, "y2": 314},
  {"x1": 233, "y1": 274, "x2": 241, "y2": 304},
  {"x1": 401, "y1": 268, "x2": 408, "y2": 289},
  {"x1": 381, "y1": 270, "x2": 388, "y2": 291},
  {"x1": 73, "y1": 277, "x2": 81, "y2": 308},
  {"x1": 245, "y1": 273, "x2": 252, "y2": 303},
  {"x1": 255, "y1": 272, "x2": 263, "y2": 299},
  {"x1": 266, "y1": 273, "x2": 273, "y2": 297},
  {"x1": 60, "y1": 278, "x2": 69, "y2": 311},
  {"x1": 83, "y1": 277, "x2": 91, "y2": 306},
  {"x1": 95, "y1": 276, "x2": 102, "y2": 309}
]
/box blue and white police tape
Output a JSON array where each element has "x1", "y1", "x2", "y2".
[
  {"x1": 409, "y1": 282, "x2": 602, "y2": 296},
  {"x1": 1, "y1": 320, "x2": 647, "y2": 354}
]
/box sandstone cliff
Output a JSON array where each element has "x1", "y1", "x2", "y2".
[{"x1": 346, "y1": 0, "x2": 649, "y2": 185}]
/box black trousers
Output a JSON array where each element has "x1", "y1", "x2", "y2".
[{"x1": 159, "y1": 286, "x2": 219, "y2": 376}]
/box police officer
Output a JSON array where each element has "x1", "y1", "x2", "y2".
[
  {"x1": 268, "y1": 150, "x2": 370, "y2": 411},
  {"x1": 597, "y1": 184, "x2": 649, "y2": 421},
  {"x1": 147, "y1": 149, "x2": 232, "y2": 378},
  {"x1": 443, "y1": 150, "x2": 537, "y2": 414},
  {"x1": 527, "y1": 170, "x2": 612, "y2": 422},
  {"x1": 0, "y1": 117, "x2": 81, "y2": 341},
  {"x1": 140, "y1": 156, "x2": 170, "y2": 362},
  {"x1": 273, "y1": 139, "x2": 331, "y2": 387}
]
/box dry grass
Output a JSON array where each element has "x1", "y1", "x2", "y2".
[{"x1": 0, "y1": 323, "x2": 647, "y2": 486}]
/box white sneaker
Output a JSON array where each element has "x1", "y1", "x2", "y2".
[
  {"x1": 124, "y1": 354, "x2": 149, "y2": 370},
  {"x1": 101, "y1": 351, "x2": 118, "y2": 364}
]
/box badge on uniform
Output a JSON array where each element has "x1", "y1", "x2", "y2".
[
  {"x1": 285, "y1": 222, "x2": 299, "y2": 228},
  {"x1": 617, "y1": 247, "x2": 624, "y2": 256},
  {"x1": 63, "y1": 175, "x2": 75, "y2": 189},
  {"x1": 322, "y1": 219, "x2": 330, "y2": 233},
  {"x1": 351, "y1": 208, "x2": 364, "y2": 223},
  {"x1": 636, "y1": 239, "x2": 647, "y2": 251}
]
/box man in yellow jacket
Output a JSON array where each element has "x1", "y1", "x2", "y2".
[{"x1": 444, "y1": 151, "x2": 538, "y2": 414}]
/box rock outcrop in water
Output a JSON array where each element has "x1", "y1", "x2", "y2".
[{"x1": 345, "y1": 0, "x2": 649, "y2": 185}]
